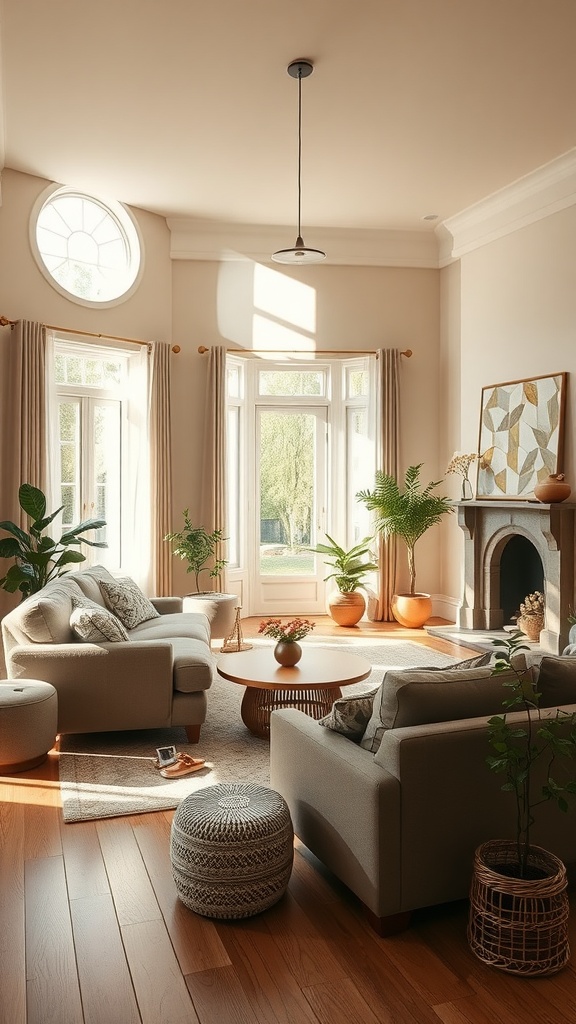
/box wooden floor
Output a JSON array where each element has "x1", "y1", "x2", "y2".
[{"x1": 2, "y1": 617, "x2": 576, "y2": 1024}]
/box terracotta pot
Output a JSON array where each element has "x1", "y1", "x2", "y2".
[
  {"x1": 391, "y1": 593, "x2": 432, "y2": 629},
  {"x1": 274, "y1": 641, "x2": 302, "y2": 667},
  {"x1": 327, "y1": 590, "x2": 366, "y2": 627},
  {"x1": 534, "y1": 474, "x2": 571, "y2": 503}
]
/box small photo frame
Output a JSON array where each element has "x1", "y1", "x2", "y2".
[
  {"x1": 476, "y1": 372, "x2": 567, "y2": 500},
  {"x1": 155, "y1": 744, "x2": 178, "y2": 767}
]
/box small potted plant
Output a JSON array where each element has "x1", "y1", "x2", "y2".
[
  {"x1": 356, "y1": 464, "x2": 453, "y2": 628},
  {"x1": 468, "y1": 630, "x2": 576, "y2": 975},
  {"x1": 0, "y1": 483, "x2": 106, "y2": 600},
  {"x1": 513, "y1": 590, "x2": 545, "y2": 642},
  {"x1": 308, "y1": 534, "x2": 378, "y2": 626},
  {"x1": 258, "y1": 616, "x2": 315, "y2": 666},
  {"x1": 164, "y1": 512, "x2": 236, "y2": 639}
]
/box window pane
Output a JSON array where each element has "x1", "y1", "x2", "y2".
[
  {"x1": 347, "y1": 367, "x2": 368, "y2": 398},
  {"x1": 227, "y1": 365, "x2": 240, "y2": 399},
  {"x1": 259, "y1": 410, "x2": 315, "y2": 575},
  {"x1": 58, "y1": 401, "x2": 80, "y2": 529},
  {"x1": 347, "y1": 406, "x2": 373, "y2": 542},
  {"x1": 226, "y1": 407, "x2": 240, "y2": 566},
  {"x1": 258, "y1": 370, "x2": 324, "y2": 397},
  {"x1": 92, "y1": 402, "x2": 121, "y2": 562}
]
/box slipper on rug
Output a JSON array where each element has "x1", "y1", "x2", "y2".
[
  {"x1": 160, "y1": 753, "x2": 210, "y2": 778},
  {"x1": 152, "y1": 752, "x2": 206, "y2": 770}
]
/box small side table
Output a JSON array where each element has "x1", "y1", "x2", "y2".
[{"x1": 0, "y1": 680, "x2": 58, "y2": 773}]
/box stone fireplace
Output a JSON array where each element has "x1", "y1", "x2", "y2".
[{"x1": 456, "y1": 500, "x2": 576, "y2": 654}]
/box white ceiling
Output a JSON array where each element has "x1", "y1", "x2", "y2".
[{"x1": 1, "y1": 0, "x2": 575, "y2": 238}]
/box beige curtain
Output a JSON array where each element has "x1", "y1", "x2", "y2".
[
  {"x1": 150, "y1": 341, "x2": 173, "y2": 596},
  {"x1": 373, "y1": 348, "x2": 401, "y2": 621},
  {"x1": 0, "y1": 320, "x2": 47, "y2": 632},
  {"x1": 0, "y1": 320, "x2": 47, "y2": 528},
  {"x1": 200, "y1": 345, "x2": 227, "y2": 593}
]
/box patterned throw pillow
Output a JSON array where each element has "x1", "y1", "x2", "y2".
[
  {"x1": 98, "y1": 576, "x2": 160, "y2": 629},
  {"x1": 319, "y1": 687, "x2": 379, "y2": 742},
  {"x1": 70, "y1": 595, "x2": 130, "y2": 643}
]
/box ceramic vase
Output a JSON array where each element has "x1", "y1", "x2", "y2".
[
  {"x1": 274, "y1": 641, "x2": 302, "y2": 667},
  {"x1": 461, "y1": 477, "x2": 474, "y2": 500},
  {"x1": 327, "y1": 590, "x2": 366, "y2": 626},
  {"x1": 533, "y1": 474, "x2": 571, "y2": 503}
]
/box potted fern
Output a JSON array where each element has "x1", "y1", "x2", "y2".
[
  {"x1": 468, "y1": 630, "x2": 576, "y2": 976},
  {"x1": 308, "y1": 534, "x2": 378, "y2": 626},
  {"x1": 356, "y1": 464, "x2": 453, "y2": 627}
]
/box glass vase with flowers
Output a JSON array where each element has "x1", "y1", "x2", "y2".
[
  {"x1": 446, "y1": 452, "x2": 478, "y2": 500},
  {"x1": 258, "y1": 617, "x2": 315, "y2": 666}
]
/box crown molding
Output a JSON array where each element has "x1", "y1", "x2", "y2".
[
  {"x1": 167, "y1": 218, "x2": 440, "y2": 268},
  {"x1": 443, "y1": 148, "x2": 576, "y2": 259}
]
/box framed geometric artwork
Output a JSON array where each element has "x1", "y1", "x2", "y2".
[{"x1": 476, "y1": 372, "x2": 567, "y2": 500}]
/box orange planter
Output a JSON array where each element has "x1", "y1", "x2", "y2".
[
  {"x1": 327, "y1": 591, "x2": 366, "y2": 627},
  {"x1": 391, "y1": 593, "x2": 432, "y2": 629}
]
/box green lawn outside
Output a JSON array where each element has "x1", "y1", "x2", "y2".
[{"x1": 259, "y1": 552, "x2": 315, "y2": 575}]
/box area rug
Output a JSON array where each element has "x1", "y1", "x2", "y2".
[{"x1": 58, "y1": 638, "x2": 458, "y2": 823}]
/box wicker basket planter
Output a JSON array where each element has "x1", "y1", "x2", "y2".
[{"x1": 468, "y1": 840, "x2": 570, "y2": 976}]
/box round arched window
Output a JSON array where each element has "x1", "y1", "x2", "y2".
[{"x1": 31, "y1": 186, "x2": 142, "y2": 306}]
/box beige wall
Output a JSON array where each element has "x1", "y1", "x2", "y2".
[
  {"x1": 171, "y1": 258, "x2": 442, "y2": 597},
  {"x1": 440, "y1": 204, "x2": 576, "y2": 611}
]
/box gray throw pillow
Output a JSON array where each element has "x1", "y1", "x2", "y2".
[
  {"x1": 360, "y1": 665, "x2": 519, "y2": 754},
  {"x1": 319, "y1": 687, "x2": 380, "y2": 742},
  {"x1": 99, "y1": 575, "x2": 160, "y2": 629},
  {"x1": 70, "y1": 595, "x2": 130, "y2": 643}
]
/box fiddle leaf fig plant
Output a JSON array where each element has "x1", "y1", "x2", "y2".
[
  {"x1": 165, "y1": 511, "x2": 228, "y2": 593},
  {"x1": 0, "y1": 483, "x2": 107, "y2": 600}
]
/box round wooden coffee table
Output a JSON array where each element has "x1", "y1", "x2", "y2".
[{"x1": 216, "y1": 647, "x2": 372, "y2": 739}]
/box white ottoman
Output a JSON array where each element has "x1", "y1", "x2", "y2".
[
  {"x1": 0, "y1": 680, "x2": 58, "y2": 772},
  {"x1": 170, "y1": 782, "x2": 294, "y2": 919}
]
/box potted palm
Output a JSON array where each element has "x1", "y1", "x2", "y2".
[
  {"x1": 308, "y1": 534, "x2": 378, "y2": 626},
  {"x1": 0, "y1": 483, "x2": 106, "y2": 599},
  {"x1": 164, "y1": 512, "x2": 237, "y2": 639},
  {"x1": 356, "y1": 464, "x2": 453, "y2": 628},
  {"x1": 468, "y1": 630, "x2": 576, "y2": 975}
]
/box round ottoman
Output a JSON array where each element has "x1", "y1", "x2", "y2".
[
  {"x1": 0, "y1": 680, "x2": 58, "y2": 773},
  {"x1": 170, "y1": 782, "x2": 294, "y2": 919}
]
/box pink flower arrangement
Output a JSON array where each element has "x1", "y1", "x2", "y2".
[{"x1": 258, "y1": 617, "x2": 315, "y2": 643}]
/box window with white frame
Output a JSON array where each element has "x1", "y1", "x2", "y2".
[
  {"x1": 32, "y1": 186, "x2": 142, "y2": 306},
  {"x1": 52, "y1": 339, "x2": 148, "y2": 574}
]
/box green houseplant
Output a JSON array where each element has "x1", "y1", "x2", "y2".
[
  {"x1": 165, "y1": 511, "x2": 237, "y2": 640},
  {"x1": 468, "y1": 630, "x2": 576, "y2": 975},
  {"x1": 308, "y1": 534, "x2": 378, "y2": 626},
  {"x1": 0, "y1": 483, "x2": 107, "y2": 600},
  {"x1": 356, "y1": 464, "x2": 453, "y2": 627}
]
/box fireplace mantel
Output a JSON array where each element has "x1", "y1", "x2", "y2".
[{"x1": 455, "y1": 500, "x2": 576, "y2": 654}]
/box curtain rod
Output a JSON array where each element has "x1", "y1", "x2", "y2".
[
  {"x1": 197, "y1": 345, "x2": 413, "y2": 358},
  {"x1": 0, "y1": 316, "x2": 181, "y2": 354}
]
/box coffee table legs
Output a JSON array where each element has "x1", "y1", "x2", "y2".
[{"x1": 241, "y1": 686, "x2": 342, "y2": 740}]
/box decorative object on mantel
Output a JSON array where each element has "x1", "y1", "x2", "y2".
[
  {"x1": 533, "y1": 474, "x2": 571, "y2": 504},
  {"x1": 258, "y1": 617, "x2": 315, "y2": 666},
  {"x1": 446, "y1": 452, "x2": 478, "y2": 501},
  {"x1": 514, "y1": 591, "x2": 545, "y2": 642},
  {"x1": 476, "y1": 372, "x2": 567, "y2": 500}
]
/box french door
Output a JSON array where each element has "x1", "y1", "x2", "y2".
[{"x1": 253, "y1": 406, "x2": 327, "y2": 615}]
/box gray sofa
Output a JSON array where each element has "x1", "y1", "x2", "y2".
[
  {"x1": 269, "y1": 654, "x2": 576, "y2": 933},
  {"x1": 1, "y1": 565, "x2": 215, "y2": 740}
]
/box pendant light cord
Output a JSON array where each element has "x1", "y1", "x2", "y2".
[{"x1": 297, "y1": 67, "x2": 303, "y2": 241}]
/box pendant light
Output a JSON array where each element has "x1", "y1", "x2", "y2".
[{"x1": 272, "y1": 59, "x2": 326, "y2": 265}]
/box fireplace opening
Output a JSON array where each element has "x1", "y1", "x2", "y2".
[{"x1": 499, "y1": 535, "x2": 544, "y2": 626}]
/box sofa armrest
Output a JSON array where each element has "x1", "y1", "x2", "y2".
[
  {"x1": 151, "y1": 596, "x2": 183, "y2": 614},
  {"x1": 8, "y1": 641, "x2": 175, "y2": 733},
  {"x1": 269, "y1": 709, "x2": 401, "y2": 917}
]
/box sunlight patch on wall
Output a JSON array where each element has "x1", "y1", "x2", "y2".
[
  {"x1": 254, "y1": 264, "x2": 316, "y2": 334},
  {"x1": 252, "y1": 314, "x2": 316, "y2": 353}
]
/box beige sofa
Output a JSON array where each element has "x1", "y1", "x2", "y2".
[
  {"x1": 269, "y1": 655, "x2": 576, "y2": 933},
  {"x1": 1, "y1": 566, "x2": 215, "y2": 740}
]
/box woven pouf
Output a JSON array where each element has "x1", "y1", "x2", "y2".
[
  {"x1": 170, "y1": 782, "x2": 294, "y2": 919},
  {"x1": 0, "y1": 680, "x2": 58, "y2": 772}
]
